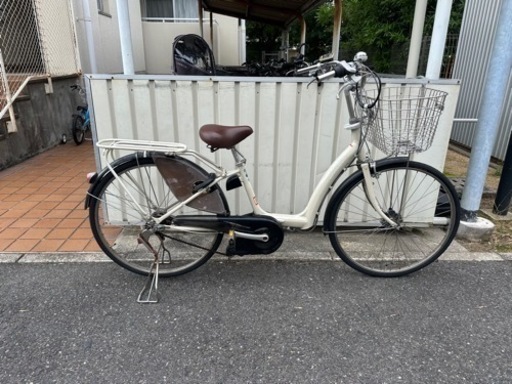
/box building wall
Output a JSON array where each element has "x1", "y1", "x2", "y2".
[
  {"x1": 72, "y1": 1, "x2": 239, "y2": 75},
  {"x1": 213, "y1": 14, "x2": 241, "y2": 66},
  {"x1": 142, "y1": 20, "x2": 219, "y2": 75},
  {"x1": 72, "y1": 0, "x2": 146, "y2": 74},
  {"x1": 0, "y1": 77, "x2": 83, "y2": 170},
  {"x1": 451, "y1": 0, "x2": 512, "y2": 160},
  {"x1": 142, "y1": 13, "x2": 241, "y2": 75}
]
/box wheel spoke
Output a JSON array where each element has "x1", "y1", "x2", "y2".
[
  {"x1": 89, "y1": 155, "x2": 225, "y2": 277},
  {"x1": 328, "y1": 160, "x2": 460, "y2": 276}
]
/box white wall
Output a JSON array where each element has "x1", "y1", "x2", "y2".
[
  {"x1": 142, "y1": 13, "x2": 240, "y2": 75},
  {"x1": 214, "y1": 14, "x2": 240, "y2": 66},
  {"x1": 142, "y1": 21, "x2": 219, "y2": 75}
]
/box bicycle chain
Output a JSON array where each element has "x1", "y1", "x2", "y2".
[{"x1": 157, "y1": 231, "x2": 229, "y2": 257}]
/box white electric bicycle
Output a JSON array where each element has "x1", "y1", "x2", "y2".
[{"x1": 85, "y1": 52, "x2": 460, "y2": 301}]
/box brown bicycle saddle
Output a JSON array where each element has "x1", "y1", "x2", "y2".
[{"x1": 199, "y1": 124, "x2": 253, "y2": 150}]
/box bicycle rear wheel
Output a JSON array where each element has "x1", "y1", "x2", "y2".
[
  {"x1": 88, "y1": 155, "x2": 226, "y2": 277},
  {"x1": 325, "y1": 159, "x2": 460, "y2": 277},
  {"x1": 72, "y1": 115, "x2": 85, "y2": 145}
]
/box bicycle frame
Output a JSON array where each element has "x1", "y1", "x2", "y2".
[
  {"x1": 97, "y1": 80, "x2": 397, "y2": 232},
  {"x1": 84, "y1": 108, "x2": 90, "y2": 128}
]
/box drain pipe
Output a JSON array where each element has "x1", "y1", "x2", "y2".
[{"x1": 82, "y1": 0, "x2": 98, "y2": 73}]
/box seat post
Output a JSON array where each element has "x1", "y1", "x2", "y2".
[{"x1": 230, "y1": 147, "x2": 246, "y2": 167}]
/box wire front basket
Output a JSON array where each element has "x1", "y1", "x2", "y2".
[{"x1": 364, "y1": 86, "x2": 448, "y2": 156}]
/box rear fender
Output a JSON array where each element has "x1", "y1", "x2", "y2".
[{"x1": 84, "y1": 152, "x2": 146, "y2": 209}]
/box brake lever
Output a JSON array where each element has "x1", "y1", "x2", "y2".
[
  {"x1": 336, "y1": 78, "x2": 360, "y2": 99},
  {"x1": 307, "y1": 77, "x2": 319, "y2": 89}
]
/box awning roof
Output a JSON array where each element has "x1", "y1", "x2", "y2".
[{"x1": 201, "y1": 0, "x2": 326, "y2": 27}]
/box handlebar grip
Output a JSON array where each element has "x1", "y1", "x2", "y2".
[
  {"x1": 316, "y1": 63, "x2": 349, "y2": 82},
  {"x1": 316, "y1": 70, "x2": 336, "y2": 82},
  {"x1": 296, "y1": 63, "x2": 321, "y2": 75},
  {"x1": 334, "y1": 64, "x2": 349, "y2": 78}
]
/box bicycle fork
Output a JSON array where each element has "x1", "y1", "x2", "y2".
[{"x1": 360, "y1": 162, "x2": 398, "y2": 228}]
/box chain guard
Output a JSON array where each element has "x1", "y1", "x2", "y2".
[{"x1": 172, "y1": 215, "x2": 284, "y2": 256}]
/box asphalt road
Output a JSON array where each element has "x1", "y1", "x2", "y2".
[{"x1": 1, "y1": 259, "x2": 512, "y2": 383}]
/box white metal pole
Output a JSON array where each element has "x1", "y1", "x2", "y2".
[
  {"x1": 300, "y1": 17, "x2": 306, "y2": 48},
  {"x1": 425, "y1": 0, "x2": 453, "y2": 79},
  {"x1": 82, "y1": 0, "x2": 98, "y2": 73},
  {"x1": 281, "y1": 29, "x2": 289, "y2": 61},
  {"x1": 115, "y1": 0, "x2": 135, "y2": 75},
  {"x1": 239, "y1": 19, "x2": 246, "y2": 64},
  {"x1": 332, "y1": 0, "x2": 342, "y2": 60},
  {"x1": 210, "y1": 11, "x2": 214, "y2": 50},
  {"x1": 406, "y1": 0, "x2": 428, "y2": 78},
  {"x1": 0, "y1": 50, "x2": 17, "y2": 131},
  {"x1": 198, "y1": 0, "x2": 204, "y2": 37},
  {"x1": 460, "y1": 0, "x2": 512, "y2": 221}
]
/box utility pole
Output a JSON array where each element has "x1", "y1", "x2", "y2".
[{"x1": 460, "y1": 0, "x2": 512, "y2": 221}]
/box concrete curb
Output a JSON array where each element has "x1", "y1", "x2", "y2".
[{"x1": 0, "y1": 250, "x2": 508, "y2": 263}]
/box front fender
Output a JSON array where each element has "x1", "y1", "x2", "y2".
[{"x1": 322, "y1": 157, "x2": 411, "y2": 231}]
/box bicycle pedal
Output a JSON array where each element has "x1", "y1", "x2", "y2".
[{"x1": 226, "y1": 237, "x2": 236, "y2": 256}]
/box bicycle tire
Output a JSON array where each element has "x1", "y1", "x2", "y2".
[
  {"x1": 325, "y1": 159, "x2": 460, "y2": 277},
  {"x1": 83, "y1": 121, "x2": 92, "y2": 141},
  {"x1": 88, "y1": 155, "x2": 226, "y2": 277},
  {"x1": 72, "y1": 115, "x2": 85, "y2": 145}
]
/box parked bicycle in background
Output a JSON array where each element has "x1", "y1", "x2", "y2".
[{"x1": 70, "y1": 84, "x2": 91, "y2": 145}]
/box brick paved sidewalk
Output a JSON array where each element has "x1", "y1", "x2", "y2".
[{"x1": 0, "y1": 142, "x2": 100, "y2": 253}]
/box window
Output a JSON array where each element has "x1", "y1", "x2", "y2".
[
  {"x1": 141, "y1": 0, "x2": 198, "y2": 19},
  {"x1": 97, "y1": 0, "x2": 111, "y2": 16}
]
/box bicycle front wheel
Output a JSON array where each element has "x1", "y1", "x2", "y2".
[
  {"x1": 88, "y1": 155, "x2": 226, "y2": 277},
  {"x1": 325, "y1": 159, "x2": 460, "y2": 277}
]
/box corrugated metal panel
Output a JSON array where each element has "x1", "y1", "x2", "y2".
[
  {"x1": 452, "y1": 0, "x2": 511, "y2": 160},
  {"x1": 86, "y1": 75, "x2": 460, "y2": 215}
]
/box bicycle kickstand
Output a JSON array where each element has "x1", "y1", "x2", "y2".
[{"x1": 136, "y1": 230, "x2": 162, "y2": 304}]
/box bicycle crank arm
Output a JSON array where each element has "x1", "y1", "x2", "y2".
[{"x1": 233, "y1": 231, "x2": 269, "y2": 242}]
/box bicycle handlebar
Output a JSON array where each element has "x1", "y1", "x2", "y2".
[
  {"x1": 296, "y1": 60, "x2": 356, "y2": 78},
  {"x1": 298, "y1": 51, "x2": 380, "y2": 109}
]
